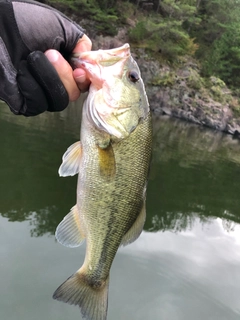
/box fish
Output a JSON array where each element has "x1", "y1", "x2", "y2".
[{"x1": 53, "y1": 43, "x2": 152, "y2": 320}]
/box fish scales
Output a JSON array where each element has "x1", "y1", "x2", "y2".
[
  {"x1": 53, "y1": 43, "x2": 152, "y2": 320},
  {"x1": 78, "y1": 110, "x2": 152, "y2": 279}
]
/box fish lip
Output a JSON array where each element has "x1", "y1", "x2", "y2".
[
  {"x1": 71, "y1": 43, "x2": 131, "y2": 69},
  {"x1": 73, "y1": 43, "x2": 130, "y2": 59},
  {"x1": 70, "y1": 57, "x2": 87, "y2": 69},
  {"x1": 71, "y1": 44, "x2": 132, "y2": 89}
]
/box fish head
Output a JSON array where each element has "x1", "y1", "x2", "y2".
[{"x1": 72, "y1": 44, "x2": 149, "y2": 139}]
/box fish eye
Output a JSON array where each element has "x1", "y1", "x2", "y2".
[{"x1": 128, "y1": 70, "x2": 139, "y2": 83}]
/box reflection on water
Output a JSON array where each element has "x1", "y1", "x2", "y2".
[
  {"x1": 1, "y1": 101, "x2": 240, "y2": 319},
  {"x1": 1, "y1": 101, "x2": 240, "y2": 235},
  {"x1": 147, "y1": 115, "x2": 240, "y2": 233}
]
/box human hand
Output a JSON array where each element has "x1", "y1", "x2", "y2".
[
  {"x1": 0, "y1": 0, "x2": 91, "y2": 116},
  {"x1": 45, "y1": 34, "x2": 92, "y2": 102}
]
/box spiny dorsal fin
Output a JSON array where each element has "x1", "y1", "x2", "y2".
[
  {"x1": 98, "y1": 144, "x2": 116, "y2": 180},
  {"x1": 55, "y1": 205, "x2": 85, "y2": 248},
  {"x1": 121, "y1": 201, "x2": 146, "y2": 246},
  {"x1": 58, "y1": 141, "x2": 81, "y2": 177}
]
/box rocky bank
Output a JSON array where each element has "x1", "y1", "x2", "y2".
[
  {"x1": 47, "y1": 0, "x2": 240, "y2": 137},
  {"x1": 90, "y1": 28, "x2": 240, "y2": 137}
]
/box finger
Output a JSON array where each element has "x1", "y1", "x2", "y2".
[
  {"x1": 73, "y1": 34, "x2": 92, "y2": 53},
  {"x1": 73, "y1": 68, "x2": 90, "y2": 93},
  {"x1": 72, "y1": 35, "x2": 92, "y2": 92},
  {"x1": 45, "y1": 49, "x2": 80, "y2": 101}
]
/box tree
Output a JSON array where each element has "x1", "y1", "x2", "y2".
[{"x1": 190, "y1": 0, "x2": 240, "y2": 88}]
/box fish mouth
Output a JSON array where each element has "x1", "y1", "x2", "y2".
[
  {"x1": 71, "y1": 43, "x2": 131, "y2": 92},
  {"x1": 72, "y1": 43, "x2": 144, "y2": 139},
  {"x1": 71, "y1": 43, "x2": 130, "y2": 70}
]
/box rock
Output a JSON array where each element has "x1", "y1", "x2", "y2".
[
  {"x1": 135, "y1": 55, "x2": 239, "y2": 136},
  {"x1": 76, "y1": 28, "x2": 240, "y2": 137},
  {"x1": 52, "y1": 3, "x2": 240, "y2": 137}
]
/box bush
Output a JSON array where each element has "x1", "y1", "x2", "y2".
[{"x1": 129, "y1": 18, "x2": 198, "y2": 63}]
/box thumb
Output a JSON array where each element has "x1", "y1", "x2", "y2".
[{"x1": 45, "y1": 50, "x2": 80, "y2": 101}]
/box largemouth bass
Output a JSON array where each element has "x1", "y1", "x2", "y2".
[{"x1": 53, "y1": 43, "x2": 152, "y2": 320}]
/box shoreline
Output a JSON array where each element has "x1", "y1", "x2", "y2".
[{"x1": 45, "y1": 2, "x2": 240, "y2": 137}]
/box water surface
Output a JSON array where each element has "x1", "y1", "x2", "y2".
[{"x1": 1, "y1": 101, "x2": 240, "y2": 319}]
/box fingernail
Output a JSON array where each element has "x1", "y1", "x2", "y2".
[
  {"x1": 45, "y1": 50, "x2": 59, "y2": 63},
  {"x1": 75, "y1": 74, "x2": 86, "y2": 82}
]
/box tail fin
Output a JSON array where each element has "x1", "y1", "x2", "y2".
[{"x1": 53, "y1": 271, "x2": 109, "y2": 320}]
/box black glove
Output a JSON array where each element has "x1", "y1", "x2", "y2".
[{"x1": 0, "y1": 0, "x2": 84, "y2": 116}]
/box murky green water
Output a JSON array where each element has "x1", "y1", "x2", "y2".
[{"x1": 1, "y1": 100, "x2": 240, "y2": 320}]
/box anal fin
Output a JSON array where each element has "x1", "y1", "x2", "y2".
[
  {"x1": 55, "y1": 205, "x2": 85, "y2": 248},
  {"x1": 121, "y1": 201, "x2": 146, "y2": 246}
]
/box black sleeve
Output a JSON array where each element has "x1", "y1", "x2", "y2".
[{"x1": 0, "y1": 0, "x2": 85, "y2": 116}]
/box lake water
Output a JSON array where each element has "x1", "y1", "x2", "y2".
[{"x1": 1, "y1": 100, "x2": 240, "y2": 320}]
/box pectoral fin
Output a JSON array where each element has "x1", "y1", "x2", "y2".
[
  {"x1": 58, "y1": 141, "x2": 82, "y2": 177},
  {"x1": 121, "y1": 201, "x2": 146, "y2": 246},
  {"x1": 55, "y1": 205, "x2": 85, "y2": 248},
  {"x1": 98, "y1": 144, "x2": 116, "y2": 180}
]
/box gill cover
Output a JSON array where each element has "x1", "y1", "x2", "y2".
[{"x1": 73, "y1": 44, "x2": 149, "y2": 139}]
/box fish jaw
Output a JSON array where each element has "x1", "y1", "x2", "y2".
[
  {"x1": 74, "y1": 43, "x2": 130, "y2": 65},
  {"x1": 71, "y1": 43, "x2": 131, "y2": 89},
  {"x1": 72, "y1": 44, "x2": 150, "y2": 140}
]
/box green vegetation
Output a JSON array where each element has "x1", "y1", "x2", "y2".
[
  {"x1": 190, "y1": 0, "x2": 240, "y2": 91},
  {"x1": 47, "y1": 0, "x2": 121, "y2": 35},
  {"x1": 129, "y1": 19, "x2": 198, "y2": 63},
  {"x1": 151, "y1": 71, "x2": 176, "y2": 86},
  {"x1": 46, "y1": 0, "x2": 240, "y2": 92}
]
